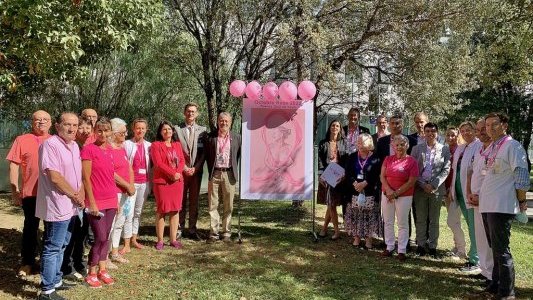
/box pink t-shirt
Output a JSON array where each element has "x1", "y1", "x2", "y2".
[
  {"x1": 6, "y1": 133, "x2": 51, "y2": 198},
  {"x1": 382, "y1": 155, "x2": 419, "y2": 196},
  {"x1": 36, "y1": 135, "x2": 82, "y2": 221},
  {"x1": 81, "y1": 143, "x2": 117, "y2": 210},
  {"x1": 113, "y1": 148, "x2": 130, "y2": 193},
  {"x1": 132, "y1": 143, "x2": 147, "y2": 183}
]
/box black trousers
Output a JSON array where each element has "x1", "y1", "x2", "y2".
[
  {"x1": 61, "y1": 213, "x2": 88, "y2": 275},
  {"x1": 21, "y1": 197, "x2": 40, "y2": 266},
  {"x1": 482, "y1": 212, "x2": 515, "y2": 297}
]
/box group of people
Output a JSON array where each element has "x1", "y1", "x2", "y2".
[
  {"x1": 6, "y1": 104, "x2": 529, "y2": 300},
  {"x1": 7, "y1": 104, "x2": 241, "y2": 300},
  {"x1": 317, "y1": 109, "x2": 529, "y2": 300}
]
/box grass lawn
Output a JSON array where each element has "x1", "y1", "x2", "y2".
[{"x1": 0, "y1": 194, "x2": 532, "y2": 299}]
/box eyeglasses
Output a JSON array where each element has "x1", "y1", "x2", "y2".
[
  {"x1": 115, "y1": 131, "x2": 128, "y2": 136},
  {"x1": 424, "y1": 129, "x2": 438, "y2": 133},
  {"x1": 34, "y1": 118, "x2": 50, "y2": 123}
]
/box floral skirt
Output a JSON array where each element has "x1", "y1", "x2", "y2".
[{"x1": 345, "y1": 195, "x2": 383, "y2": 238}]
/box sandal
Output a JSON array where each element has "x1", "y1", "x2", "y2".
[
  {"x1": 118, "y1": 247, "x2": 130, "y2": 255},
  {"x1": 110, "y1": 253, "x2": 129, "y2": 264}
]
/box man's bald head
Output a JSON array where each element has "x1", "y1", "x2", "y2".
[{"x1": 32, "y1": 110, "x2": 52, "y2": 136}]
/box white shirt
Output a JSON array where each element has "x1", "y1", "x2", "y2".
[{"x1": 479, "y1": 139, "x2": 528, "y2": 214}]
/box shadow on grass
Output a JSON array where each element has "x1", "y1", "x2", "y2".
[
  {"x1": 0, "y1": 228, "x2": 39, "y2": 300},
  {"x1": 135, "y1": 224, "x2": 488, "y2": 300}
]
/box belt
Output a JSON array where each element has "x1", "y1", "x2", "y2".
[{"x1": 214, "y1": 167, "x2": 232, "y2": 172}]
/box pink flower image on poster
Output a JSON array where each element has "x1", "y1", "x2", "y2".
[
  {"x1": 249, "y1": 108, "x2": 305, "y2": 194},
  {"x1": 241, "y1": 98, "x2": 313, "y2": 200}
]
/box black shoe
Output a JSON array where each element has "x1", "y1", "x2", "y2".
[
  {"x1": 415, "y1": 246, "x2": 426, "y2": 256},
  {"x1": 428, "y1": 248, "x2": 439, "y2": 258},
  {"x1": 56, "y1": 281, "x2": 77, "y2": 291},
  {"x1": 469, "y1": 273, "x2": 487, "y2": 280},
  {"x1": 189, "y1": 232, "x2": 202, "y2": 241},
  {"x1": 483, "y1": 283, "x2": 499, "y2": 295},
  {"x1": 38, "y1": 291, "x2": 66, "y2": 300}
]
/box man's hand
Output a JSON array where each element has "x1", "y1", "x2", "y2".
[
  {"x1": 467, "y1": 194, "x2": 479, "y2": 207},
  {"x1": 423, "y1": 183, "x2": 434, "y2": 194},
  {"x1": 519, "y1": 201, "x2": 527, "y2": 212},
  {"x1": 445, "y1": 194, "x2": 453, "y2": 208}
]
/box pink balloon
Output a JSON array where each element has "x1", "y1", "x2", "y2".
[
  {"x1": 229, "y1": 80, "x2": 246, "y2": 97},
  {"x1": 262, "y1": 82, "x2": 278, "y2": 101},
  {"x1": 279, "y1": 81, "x2": 297, "y2": 101},
  {"x1": 298, "y1": 80, "x2": 317, "y2": 100},
  {"x1": 245, "y1": 81, "x2": 262, "y2": 100}
]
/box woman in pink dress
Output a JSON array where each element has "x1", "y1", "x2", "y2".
[{"x1": 150, "y1": 121, "x2": 185, "y2": 250}]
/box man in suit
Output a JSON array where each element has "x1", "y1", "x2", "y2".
[
  {"x1": 410, "y1": 122, "x2": 451, "y2": 257},
  {"x1": 409, "y1": 112, "x2": 429, "y2": 145},
  {"x1": 343, "y1": 107, "x2": 370, "y2": 154},
  {"x1": 376, "y1": 112, "x2": 417, "y2": 162},
  {"x1": 205, "y1": 112, "x2": 241, "y2": 243},
  {"x1": 371, "y1": 114, "x2": 389, "y2": 147},
  {"x1": 175, "y1": 103, "x2": 207, "y2": 241}
]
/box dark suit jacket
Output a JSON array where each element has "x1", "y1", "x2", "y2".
[
  {"x1": 344, "y1": 152, "x2": 381, "y2": 197},
  {"x1": 317, "y1": 138, "x2": 348, "y2": 174},
  {"x1": 342, "y1": 125, "x2": 370, "y2": 136},
  {"x1": 375, "y1": 134, "x2": 417, "y2": 162},
  {"x1": 205, "y1": 130, "x2": 241, "y2": 182}
]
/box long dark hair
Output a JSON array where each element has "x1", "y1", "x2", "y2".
[
  {"x1": 155, "y1": 120, "x2": 178, "y2": 142},
  {"x1": 325, "y1": 119, "x2": 345, "y2": 142}
]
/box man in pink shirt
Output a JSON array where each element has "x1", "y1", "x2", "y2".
[
  {"x1": 205, "y1": 112, "x2": 241, "y2": 243},
  {"x1": 36, "y1": 112, "x2": 84, "y2": 300},
  {"x1": 6, "y1": 110, "x2": 51, "y2": 277}
]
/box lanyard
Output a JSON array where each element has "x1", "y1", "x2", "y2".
[
  {"x1": 348, "y1": 127, "x2": 359, "y2": 147},
  {"x1": 218, "y1": 134, "x2": 230, "y2": 154},
  {"x1": 137, "y1": 141, "x2": 146, "y2": 166},
  {"x1": 357, "y1": 152, "x2": 371, "y2": 171},
  {"x1": 483, "y1": 135, "x2": 511, "y2": 167}
]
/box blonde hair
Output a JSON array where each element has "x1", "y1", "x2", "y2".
[{"x1": 358, "y1": 133, "x2": 374, "y2": 151}]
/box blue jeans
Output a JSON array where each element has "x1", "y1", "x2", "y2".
[{"x1": 40, "y1": 218, "x2": 74, "y2": 292}]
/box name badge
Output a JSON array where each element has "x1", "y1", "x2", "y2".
[
  {"x1": 138, "y1": 169, "x2": 146, "y2": 174},
  {"x1": 217, "y1": 153, "x2": 225, "y2": 165},
  {"x1": 357, "y1": 174, "x2": 364, "y2": 180}
]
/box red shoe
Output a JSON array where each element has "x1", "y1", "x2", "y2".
[
  {"x1": 85, "y1": 274, "x2": 102, "y2": 288},
  {"x1": 97, "y1": 270, "x2": 115, "y2": 285}
]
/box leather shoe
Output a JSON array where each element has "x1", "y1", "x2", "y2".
[
  {"x1": 189, "y1": 232, "x2": 202, "y2": 241},
  {"x1": 56, "y1": 281, "x2": 77, "y2": 291},
  {"x1": 206, "y1": 236, "x2": 218, "y2": 244}
]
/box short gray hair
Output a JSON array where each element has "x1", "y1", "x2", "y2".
[
  {"x1": 218, "y1": 111, "x2": 232, "y2": 121},
  {"x1": 110, "y1": 117, "x2": 127, "y2": 132}
]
